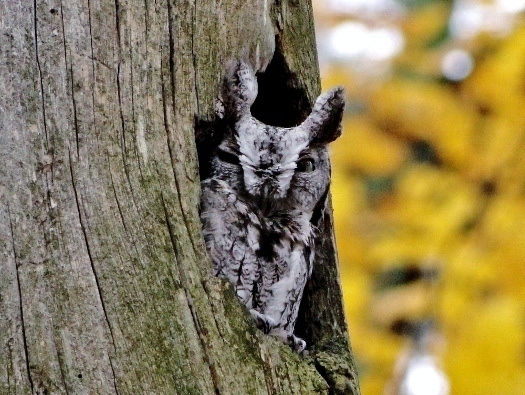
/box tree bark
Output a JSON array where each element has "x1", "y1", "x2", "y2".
[{"x1": 0, "y1": 0, "x2": 360, "y2": 394}]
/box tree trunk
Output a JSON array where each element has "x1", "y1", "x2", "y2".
[{"x1": 0, "y1": 0, "x2": 360, "y2": 394}]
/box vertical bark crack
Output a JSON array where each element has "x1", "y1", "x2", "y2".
[
  {"x1": 201, "y1": 280, "x2": 228, "y2": 341},
  {"x1": 67, "y1": 149, "x2": 119, "y2": 393},
  {"x1": 106, "y1": 151, "x2": 151, "y2": 280},
  {"x1": 86, "y1": 0, "x2": 98, "y2": 130},
  {"x1": 58, "y1": 1, "x2": 81, "y2": 158},
  {"x1": 32, "y1": 0, "x2": 49, "y2": 149},
  {"x1": 108, "y1": 358, "x2": 121, "y2": 395},
  {"x1": 191, "y1": 1, "x2": 200, "y2": 115},
  {"x1": 114, "y1": 0, "x2": 133, "y2": 195},
  {"x1": 57, "y1": 355, "x2": 70, "y2": 395},
  {"x1": 108, "y1": 161, "x2": 142, "y2": 277},
  {"x1": 7, "y1": 204, "x2": 35, "y2": 393},
  {"x1": 159, "y1": 36, "x2": 200, "y2": 257},
  {"x1": 109, "y1": 164, "x2": 131, "y2": 241},
  {"x1": 128, "y1": 34, "x2": 137, "y2": 144},
  {"x1": 160, "y1": 192, "x2": 221, "y2": 395}
]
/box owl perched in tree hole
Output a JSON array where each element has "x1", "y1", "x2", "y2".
[{"x1": 200, "y1": 61, "x2": 344, "y2": 353}]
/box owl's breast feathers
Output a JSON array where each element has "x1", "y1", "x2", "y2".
[
  {"x1": 200, "y1": 178, "x2": 315, "y2": 321},
  {"x1": 201, "y1": 178, "x2": 314, "y2": 253}
]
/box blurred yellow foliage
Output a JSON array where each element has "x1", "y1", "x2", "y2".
[
  {"x1": 369, "y1": 81, "x2": 478, "y2": 170},
  {"x1": 401, "y1": 2, "x2": 450, "y2": 48},
  {"x1": 318, "y1": 2, "x2": 525, "y2": 394},
  {"x1": 331, "y1": 116, "x2": 409, "y2": 176},
  {"x1": 444, "y1": 297, "x2": 525, "y2": 395},
  {"x1": 464, "y1": 26, "x2": 525, "y2": 118}
]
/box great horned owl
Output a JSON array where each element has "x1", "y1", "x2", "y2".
[{"x1": 200, "y1": 61, "x2": 344, "y2": 353}]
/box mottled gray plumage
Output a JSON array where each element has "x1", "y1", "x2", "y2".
[{"x1": 200, "y1": 61, "x2": 344, "y2": 352}]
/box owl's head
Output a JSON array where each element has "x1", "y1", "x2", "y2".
[{"x1": 212, "y1": 61, "x2": 344, "y2": 219}]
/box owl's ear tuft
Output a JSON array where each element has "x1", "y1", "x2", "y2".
[
  {"x1": 219, "y1": 60, "x2": 258, "y2": 121},
  {"x1": 302, "y1": 87, "x2": 345, "y2": 144}
]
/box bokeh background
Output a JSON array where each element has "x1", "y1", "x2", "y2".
[{"x1": 312, "y1": 1, "x2": 525, "y2": 394}]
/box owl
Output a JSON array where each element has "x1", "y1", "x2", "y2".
[{"x1": 200, "y1": 61, "x2": 344, "y2": 353}]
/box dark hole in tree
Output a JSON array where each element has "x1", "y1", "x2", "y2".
[{"x1": 251, "y1": 49, "x2": 311, "y2": 128}]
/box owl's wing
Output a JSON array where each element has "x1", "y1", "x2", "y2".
[{"x1": 200, "y1": 178, "x2": 261, "y2": 308}]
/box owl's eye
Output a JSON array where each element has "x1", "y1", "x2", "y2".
[
  {"x1": 217, "y1": 149, "x2": 240, "y2": 165},
  {"x1": 296, "y1": 158, "x2": 315, "y2": 172}
]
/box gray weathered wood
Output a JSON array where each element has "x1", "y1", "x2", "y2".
[{"x1": 0, "y1": 0, "x2": 360, "y2": 394}]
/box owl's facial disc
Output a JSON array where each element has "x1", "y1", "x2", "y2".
[{"x1": 236, "y1": 120, "x2": 310, "y2": 207}]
